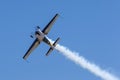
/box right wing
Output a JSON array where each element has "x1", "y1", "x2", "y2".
[
  {"x1": 42, "y1": 14, "x2": 59, "y2": 35},
  {"x1": 23, "y1": 38, "x2": 40, "y2": 60}
]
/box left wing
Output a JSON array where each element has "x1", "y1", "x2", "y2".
[
  {"x1": 42, "y1": 13, "x2": 59, "y2": 35},
  {"x1": 23, "y1": 38, "x2": 40, "y2": 60}
]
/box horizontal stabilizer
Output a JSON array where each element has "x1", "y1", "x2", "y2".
[
  {"x1": 46, "y1": 47, "x2": 54, "y2": 56},
  {"x1": 53, "y1": 37, "x2": 60, "y2": 46},
  {"x1": 45, "y1": 37, "x2": 60, "y2": 56}
]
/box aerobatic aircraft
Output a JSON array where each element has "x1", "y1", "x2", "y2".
[{"x1": 23, "y1": 14, "x2": 60, "y2": 60}]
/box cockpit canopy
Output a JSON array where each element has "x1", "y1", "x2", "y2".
[{"x1": 35, "y1": 31, "x2": 40, "y2": 35}]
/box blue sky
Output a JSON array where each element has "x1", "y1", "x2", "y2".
[{"x1": 0, "y1": 0, "x2": 120, "y2": 80}]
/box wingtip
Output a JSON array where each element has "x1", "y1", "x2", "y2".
[
  {"x1": 45, "y1": 53, "x2": 49, "y2": 56},
  {"x1": 23, "y1": 56, "x2": 27, "y2": 60},
  {"x1": 56, "y1": 13, "x2": 59, "y2": 16}
]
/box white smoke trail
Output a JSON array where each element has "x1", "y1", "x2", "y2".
[
  {"x1": 48, "y1": 38, "x2": 119, "y2": 80},
  {"x1": 54, "y1": 44, "x2": 119, "y2": 80}
]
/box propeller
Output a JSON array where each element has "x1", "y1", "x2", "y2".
[
  {"x1": 30, "y1": 26, "x2": 41, "y2": 38},
  {"x1": 30, "y1": 32, "x2": 35, "y2": 38},
  {"x1": 37, "y1": 26, "x2": 40, "y2": 29},
  {"x1": 35, "y1": 26, "x2": 40, "y2": 30}
]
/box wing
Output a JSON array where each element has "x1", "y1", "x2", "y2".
[
  {"x1": 42, "y1": 13, "x2": 59, "y2": 35},
  {"x1": 23, "y1": 38, "x2": 40, "y2": 60}
]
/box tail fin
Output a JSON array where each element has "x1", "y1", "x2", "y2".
[{"x1": 46, "y1": 37, "x2": 60, "y2": 56}]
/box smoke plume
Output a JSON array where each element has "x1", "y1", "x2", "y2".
[
  {"x1": 49, "y1": 39, "x2": 119, "y2": 80},
  {"x1": 55, "y1": 44, "x2": 119, "y2": 80}
]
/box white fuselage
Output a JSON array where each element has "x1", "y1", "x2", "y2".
[
  {"x1": 35, "y1": 29, "x2": 45, "y2": 41},
  {"x1": 35, "y1": 28, "x2": 52, "y2": 46}
]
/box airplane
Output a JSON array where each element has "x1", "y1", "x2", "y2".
[{"x1": 23, "y1": 14, "x2": 60, "y2": 60}]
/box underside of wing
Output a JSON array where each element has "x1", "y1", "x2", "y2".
[
  {"x1": 42, "y1": 13, "x2": 59, "y2": 35},
  {"x1": 23, "y1": 38, "x2": 40, "y2": 60}
]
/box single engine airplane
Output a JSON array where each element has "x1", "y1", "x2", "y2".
[{"x1": 23, "y1": 14, "x2": 60, "y2": 60}]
